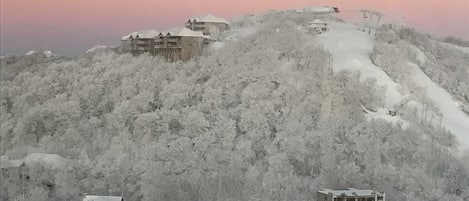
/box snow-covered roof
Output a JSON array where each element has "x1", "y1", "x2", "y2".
[
  {"x1": 307, "y1": 6, "x2": 337, "y2": 13},
  {"x1": 83, "y1": 195, "x2": 123, "y2": 201},
  {"x1": 1, "y1": 153, "x2": 67, "y2": 169},
  {"x1": 190, "y1": 14, "x2": 229, "y2": 24},
  {"x1": 122, "y1": 30, "x2": 160, "y2": 40},
  {"x1": 163, "y1": 27, "x2": 204, "y2": 37},
  {"x1": 318, "y1": 188, "x2": 384, "y2": 197}
]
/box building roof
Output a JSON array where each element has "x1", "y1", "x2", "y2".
[
  {"x1": 83, "y1": 195, "x2": 123, "y2": 201},
  {"x1": 163, "y1": 27, "x2": 204, "y2": 37},
  {"x1": 1, "y1": 153, "x2": 67, "y2": 169},
  {"x1": 190, "y1": 14, "x2": 229, "y2": 24},
  {"x1": 122, "y1": 30, "x2": 160, "y2": 40},
  {"x1": 318, "y1": 188, "x2": 384, "y2": 197}
]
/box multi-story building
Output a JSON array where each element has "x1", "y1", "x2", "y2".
[
  {"x1": 121, "y1": 30, "x2": 160, "y2": 54},
  {"x1": 155, "y1": 27, "x2": 207, "y2": 61},
  {"x1": 185, "y1": 14, "x2": 229, "y2": 36},
  {"x1": 121, "y1": 28, "x2": 207, "y2": 61}
]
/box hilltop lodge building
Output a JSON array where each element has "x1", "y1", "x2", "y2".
[
  {"x1": 121, "y1": 14, "x2": 229, "y2": 61},
  {"x1": 185, "y1": 14, "x2": 230, "y2": 36}
]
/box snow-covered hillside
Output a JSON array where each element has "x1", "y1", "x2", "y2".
[
  {"x1": 316, "y1": 21, "x2": 469, "y2": 149},
  {"x1": 1, "y1": 8, "x2": 469, "y2": 201}
]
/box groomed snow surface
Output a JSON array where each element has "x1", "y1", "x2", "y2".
[
  {"x1": 317, "y1": 22, "x2": 403, "y2": 108},
  {"x1": 317, "y1": 22, "x2": 469, "y2": 149}
]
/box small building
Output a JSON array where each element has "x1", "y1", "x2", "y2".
[
  {"x1": 185, "y1": 14, "x2": 229, "y2": 36},
  {"x1": 308, "y1": 19, "x2": 330, "y2": 34},
  {"x1": 317, "y1": 188, "x2": 385, "y2": 201},
  {"x1": 82, "y1": 195, "x2": 124, "y2": 201}
]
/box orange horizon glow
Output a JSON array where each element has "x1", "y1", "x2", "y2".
[{"x1": 1, "y1": 0, "x2": 468, "y2": 55}]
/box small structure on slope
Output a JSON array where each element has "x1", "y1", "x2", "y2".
[
  {"x1": 317, "y1": 188, "x2": 385, "y2": 201},
  {"x1": 308, "y1": 19, "x2": 330, "y2": 34},
  {"x1": 82, "y1": 195, "x2": 124, "y2": 201},
  {"x1": 185, "y1": 14, "x2": 230, "y2": 36}
]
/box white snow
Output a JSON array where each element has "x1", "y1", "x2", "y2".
[
  {"x1": 23, "y1": 153, "x2": 67, "y2": 169},
  {"x1": 43, "y1": 50, "x2": 55, "y2": 57},
  {"x1": 163, "y1": 27, "x2": 204, "y2": 37},
  {"x1": 310, "y1": 19, "x2": 327, "y2": 24},
  {"x1": 83, "y1": 195, "x2": 123, "y2": 201},
  {"x1": 210, "y1": 42, "x2": 225, "y2": 50},
  {"x1": 0, "y1": 153, "x2": 67, "y2": 169},
  {"x1": 408, "y1": 62, "x2": 469, "y2": 148},
  {"x1": 409, "y1": 45, "x2": 427, "y2": 66},
  {"x1": 122, "y1": 30, "x2": 160, "y2": 40},
  {"x1": 364, "y1": 108, "x2": 409, "y2": 129},
  {"x1": 225, "y1": 26, "x2": 258, "y2": 42},
  {"x1": 442, "y1": 42, "x2": 469, "y2": 54},
  {"x1": 25, "y1": 50, "x2": 37, "y2": 55},
  {"x1": 305, "y1": 6, "x2": 337, "y2": 14},
  {"x1": 190, "y1": 14, "x2": 230, "y2": 24},
  {"x1": 86, "y1": 45, "x2": 109, "y2": 53},
  {"x1": 316, "y1": 21, "x2": 469, "y2": 148},
  {"x1": 317, "y1": 22, "x2": 403, "y2": 108}
]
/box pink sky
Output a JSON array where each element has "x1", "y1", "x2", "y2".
[{"x1": 1, "y1": 0, "x2": 468, "y2": 55}]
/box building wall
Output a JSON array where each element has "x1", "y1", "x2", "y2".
[
  {"x1": 180, "y1": 36, "x2": 203, "y2": 61},
  {"x1": 122, "y1": 34, "x2": 206, "y2": 61}
]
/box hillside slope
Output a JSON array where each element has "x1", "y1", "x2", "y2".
[
  {"x1": 316, "y1": 21, "x2": 469, "y2": 149},
  {"x1": 1, "y1": 9, "x2": 468, "y2": 201}
]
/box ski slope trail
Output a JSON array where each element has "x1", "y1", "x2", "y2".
[
  {"x1": 316, "y1": 21, "x2": 469, "y2": 149},
  {"x1": 408, "y1": 62, "x2": 469, "y2": 148},
  {"x1": 316, "y1": 22, "x2": 402, "y2": 108}
]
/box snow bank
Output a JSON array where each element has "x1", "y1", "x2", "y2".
[
  {"x1": 317, "y1": 22, "x2": 403, "y2": 108},
  {"x1": 25, "y1": 50, "x2": 37, "y2": 56}
]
